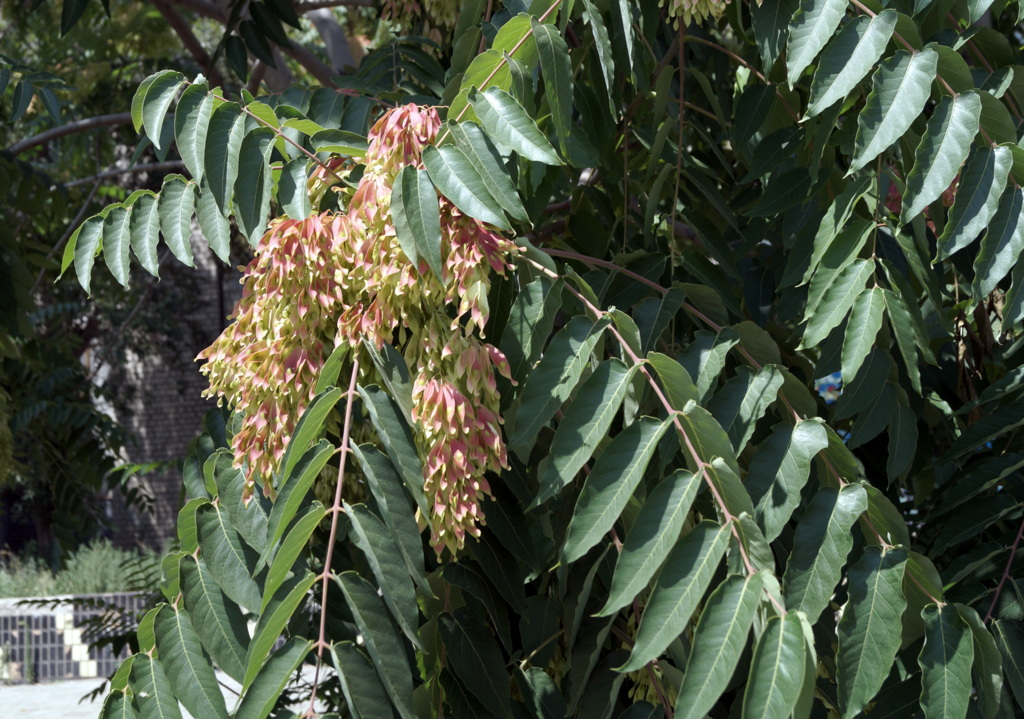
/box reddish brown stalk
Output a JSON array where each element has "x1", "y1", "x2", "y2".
[
  {"x1": 984, "y1": 514, "x2": 1024, "y2": 622},
  {"x1": 306, "y1": 359, "x2": 360, "y2": 717}
]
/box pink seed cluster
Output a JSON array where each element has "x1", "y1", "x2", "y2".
[
  {"x1": 663, "y1": 0, "x2": 731, "y2": 26},
  {"x1": 197, "y1": 104, "x2": 519, "y2": 555}
]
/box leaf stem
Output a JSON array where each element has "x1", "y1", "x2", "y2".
[
  {"x1": 984, "y1": 513, "x2": 1024, "y2": 623},
  {"x1": 306, "y1": 359, "x2": 360, "y2": 717}
]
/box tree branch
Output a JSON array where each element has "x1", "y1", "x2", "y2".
[
  {"x1": 64, "y1": 161, "x2": 186, "y2": 188},
  {"x1": 279, "y1": 42, "x2": 337, "y2": 87},
  {"x1": 9, "y1": 113, "x2": 133, "y2": 156},
  {"x1": 152, "y1": 0, "x2": 226, "y2": 88}
]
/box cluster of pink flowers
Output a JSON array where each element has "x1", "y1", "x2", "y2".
[{"x1": 198, "y1": 104, "x2": 519, "y2": 554}]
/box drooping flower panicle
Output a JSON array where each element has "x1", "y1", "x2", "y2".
[{"x1": 198, "y1": 103, "x2": 519, "y2": 555}]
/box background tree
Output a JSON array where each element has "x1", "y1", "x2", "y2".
[{"x1": 7, "y1": 0, "x2": 1024, "y2": 717}]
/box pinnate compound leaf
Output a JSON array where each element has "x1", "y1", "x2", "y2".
[
  {"x1": 174, "y1": 83, "x2": 214, "y2": 185},
  {"x1": 130, "y1": 653, "x2": 182, "y2": 719},
  {"x1": 747, "y1": 419, "x2": 829, "y2": 542},
  {"x1": 849, "y1": 49, "x2": 938, "y2": 174},
  {"x1": 836, "y1": 547, "x2": 909, "y2": 719},
  {"x1": 562, "y1": 416, "x2": 671, "y2": 564},
  {"x1": 142, "y1": 71, "x2": 184, "y2": 150},
  {"x1": 973, "y1": 187, "x2": 1024, "y2": 300},
  {"x1": 535, "y1": 358, "x2": 635, "y2": 506},
  {"x1": 742, "y1": 612, "x2": 806, "y2": 719},
  {"x1": 918, "y1": 604, "x2": 974, "y2": 719},
  {"x1": 179, "y1": 556, "x2": 249, "y2": 683},
  {"x1": 157, "y1": 175, "x2": 196, "y2": 267},
  {"x1": 901, "y1": 91, "x2": 981, "y2": 223},
  {"x1": 392, "y1": 165, "x2": 444, "y2": 284},
  {"x1": 336, "y1": 571, "x2": 417, "y2": 719},
  {"x1": 600, "y1": 469, "x2": 701, "y2": 616},
  {"x1": 786, "y1": 0, "x2": 848, "y2": 87},
  {"x1": 842, "y1": 288, "x2": 885, "y2": 383},
  {"x1": 204, "y1": 102, "x2": 246, "y2": 213},
  {"x1": 422, "y1": 144, "x2": 510, "y2": 230},
  {"x1": 102, "y1": 205, "x2": 132, "y2": 287},
  {"x1": 783, "y1": 485, "x2": 868, "y2": 622},
  {"x1": 937, "y1": 145, "x2": 1013, "y2": 260},
  {"x1": 807, "y1": 11, "x2": 897, "y2": 117},
  {"x1": 469, "y1": 87, "x2": 561, "y2": 165},
  {"x1": 330, "y1": 642, "x2": 394, "y2": 719},
  {"x1": 801, "y1": 258, "x2": 873, "y2": 349},
  {"x1": 128, "y1": 192, "x2": 161, "y2": 277},
  {"x1": 153, "y1": 605, "x2": 228, "y2": 719},
  {"x1": 234, "y1": 638, "x2": 311, "y2": 719},
  {"x1": 619, "y1": 521, "x2": 731, "y2": 673},
  {"x1": 508, "y1": 315, "x2": 609, "y2": 460},
  {"x1": 674, "y1": 571, "x2": 766, "y2": 719}
]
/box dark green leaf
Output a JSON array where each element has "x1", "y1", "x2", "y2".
[
  {"x1": 128, "y1": 192, "x2": 161, "y2": 277},
  {"x1": 157, "y1": 174, "x2": 196, "y2": 267},
  {"x1": 937, "y1": 145, "x2": 1013, "y2": 259},
  {"x1": 70, "y1": 215, "x2": 104, "y2": 295},
  {"x1": 787, "y1": 0, "x2": 848, "y2": 86},
  {"x1": 620, "y1": 521, "x2": 731, "y2": 673},
  {"x1": 130, "y1": 653, "x2": 182, "y2": 719},
  {"x1": 837, "y1": 547, "x2": 909, "y2": 719},
  {"x1": 153, "y1": 605, "x2": 228, "y2": 719},
  {"x1": 842, "y1": 288, "x2": 885, "y2": 383},
  {"x1": 330, "y1": 642, "x2": 395, "y2": 719},
  {"x1": 196, "y1": 180, "x2": 231, "y2": 263},
  {"x1": 422, "y1": 144, "x2": 510, "y2": 229},
  {"x1": 234, "y1": 638, "x2": 311, "y2": 719},
  {"x1": 919, "y1": 604, "x2": 973, "y2": 719},
  {"x1": 174, "y1": 83, "x2": 214, "y2": 185},
  {"x1": 707, "y1": 365, "x2": 784, "y2": 453},
  {"x1": 204, "y1": 102, "x2": 246, "y2": 213},
  {"x1": 742, "y1": 612, "x2": 806, "y2": 719},
  {"x1": 446, "y1": 121, "x2": 529, "y2": 223},
  {"x1": 358, "y1": 385, "x2": 428, "y2": 516},
  {"x1": 469, "y1": 87, "x2": 561, "y2": 165},
  {"x1": 262, "y1": 503, "x2": 325, "y2": 611},
  {"x1": 392, "y1": 165, "x2": 445, "y2": 283},
  {"x1": 499, "y1": 275, "x2": 561, "y2": 386},
  {"x1": 243, "y1": 571, "x2": 315, "y2": 692},
  {"x1": 438, "y1": 608, "x2": 513, "y2": 719},
  {"x1": 973, "y1": 187, "x2": 1024, "y2": 300},
  {"x1": 195, "y1": 503, "x2": 262, "y2": 613},
  {"x1": 234, "y1": 128, "x2": 275, "y2": 243},
  {"x1": 141, "y1": 71, "x2": 184, "y2": 150},
  {"x1": 179, "y1": 555, "x2": 248, "y2": 683},
  {"x1": 532, "y1": 19, "x2": 573, "y2": 155},
  {"x1": 102, "y1": 205, "x2": 132, "y2": 287},
  {"x1": 808, "y1": 11, "x2": 897, "y2": 117}
]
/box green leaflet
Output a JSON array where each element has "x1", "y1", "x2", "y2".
[
  {"x1": 422, "y1": 143, "x2": 510, "y2": 229},
  {"x1": 278, "y1": 157, "x2": 311, "y2": 220},
  {"x1": 532, "y1": 18, "x2": 573, "y2": 156},
  {"x1": 278, "y1": 387, "x2": 343, "y2": 486},
  {"x1": 678, "y1": 329, "x2": 739, "y2": 402},
  {"x1": 179, "y1": 556, "x2": 249, "y2": 683},
  {"x1": 849, "y1": 48, "x2": 938, "y2": 174},
  {"x1": 562, "y1": 416, "x2": 671, "y2": 563},
  {"x1": 195, "y1": 502, "x2": 263, "y2": 614},
  {"x1": 801, "y1": 258, "x2": 874, "y2": 350},
  {"x1": 157, "y1": 174, "x2": 196, "y2": 267},
  {"x1": 507, "y1": 315, "x2": 609, "y2": 460},
  {"x1": 783, "y1": 485, "x2": 868, "y2": 623},
  {"x1": 69, "y1": 214, "x2": 104, "y2": 294},
  {"x1": 359, "y1": 385, "x2": 428, "y2": 515},
  {"x1": 264, "y1": 439, "x2": 332, "y2": 559},
  {"x1": 918, "y1": 604, "x2": 974, "y2": 719},
  {"x1": 747, "y1": 419, "x2": 829, "y2": 542},
  {"x1": 262, "y1": 502, "x2": 324, "y2": 611},
  {"x1": 973, "y1": 187, "x2": 1024, "y2": 301},
  {"x1": 153, "y1": 605, "x2": 228, "y2": 719},
  {"x1": 600, "y1": 469, "x2": 701, "y2": 616},
  {"x1": 994, "y1": 620, "x2": 1024, "y2": 711},
  {"x1": 751, "y1": 0, "x2": 799, "y2": 72},
  {"x1": 535, "y1": 358, "x2": 635, "y2": 507},
  {"x1": 128, "y1": 191, "x2": 161, "y2": 277},
  {"x1": 619, "y1": 521, "x2": 731, "y2": 673},
  {"x1": 674, "y1": 571, "x2": 766, "y2": 719},
  {"x1": 243, "y1": 571, "x2": 316, "y2": 692},
  {"x1": 330, "y1": 642, "x2": 394, "y2": 719},
  {"x1": 836, "y1": 547, "x2": 909, "y2": 719},
  {"x1": 807, "y1": 12, "x2": 897, "y2": 117},
  {"x1": 141, "y1": 71, "x2": 184, "y2": 150},
  {"x1": 102, "y1": 204, "x2": 132, "y2": 287},
  {"x1": 336, "y1": 571, "x2": 417, "y2": 719},
  {"x1": 881, "y1": 288, "x2": 924, "y2": 393},
  {"x1": 841, "y1": 288, "x2": 885, "y2": 383},
  {"x1": 648, "y1": 352, "x2": 699, "y2": 410},
  {"x1": 796, "y1": 178, "x2": 872, "y2": 288},
  {"x1": 204, "y1": 102, "x2": 246, "y2": 213},
  {"x1": 786, "y1": 0, "x2": 848, "y2": 87},
  {"x1": 580, "y1": 0, "x2": 615, "y2": 109},
  {"x1": 958, "y1": 609, "x2": 1003, "y2": 719},
  {"x1": 130, "y1": 653, "x2": 182, "y2": 719},
  {"x1": 677, "y1": 400, "x2": 740, "y2": 474},
  {"x1": 707, "y1": 364, "x2": 784, "y2": 453},
  {"x1": 234, "y1": 127, "x2": 275, "y2": 243},
  {"x1": 439, "y1": 608, "x2": 514, "y2": 719},
  {"x1": 500, "y1": 275, "x2": 561, "y2": 386},
  {"x1": 345, "y1": 502, "x2": 420, "y2": 646},
  {"x1": 469, "y1": 86, "x2": 561, "y2": 165},
  {"x1": 886, "y1": 403, "x2": 918, "y2": 481},
  {"x1": 804, "y1": 218, "x2": 873, "y2": 320},
  {"x1": 174, "y1": 83, "x2": 214, "y2": 185},
  {"x1": 741, "y1": 612, "x2": 806, "y2": 719},
  {"x1": 901, "y1": 91, "x2": 981, "y2": 223},
  {"x1": 446, "y1": 121, "x2": 529, "y2": 223},
  {"x1": 937, "y1": 145, "x2": 1013, "y2": 260},
  {"x1": 392, "y1": 164, "x2": 445, "y2": 283},
  {"x1": 193, "y1": 183, "x2": 231, "y2": 267},
  {"x1": 234, "y1": 638, "x2": 311, "y2": 719}
]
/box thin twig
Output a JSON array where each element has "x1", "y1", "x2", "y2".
[
  {"x1": 9, "y1": 113, "x2": 135, "y2": 156},
  {"x1": 63, "y1": 161, "x2": 185, "y2": 188},
  {"x1": 985, "y1": 514, "x2": 1024, "y2": 623}
]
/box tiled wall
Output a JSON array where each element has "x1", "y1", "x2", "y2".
[{"x1": 0, "y1": 593, "x2": 148, "y2": 683}]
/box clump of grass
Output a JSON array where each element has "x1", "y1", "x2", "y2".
[{"x1": 0, "y1": 541, "x2": 159, "y2": 598}]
